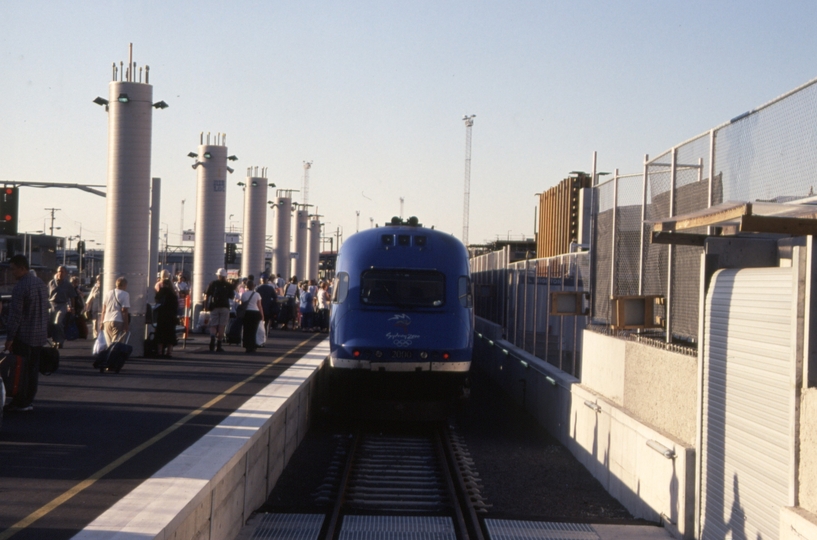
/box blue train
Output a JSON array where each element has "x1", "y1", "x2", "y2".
[{"x1": 328, "y1": 217, "x2": 473, "y2": 406}]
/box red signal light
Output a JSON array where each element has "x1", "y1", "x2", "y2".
[
  {"x1": 442, "y1": 352, "x2": 450, "y2": 360},
  {"x1": 353, "y1": 350, "x2": 361, "y2": 358},
  {"x1": 4, "y1": 188, "x2": 12, "y2": 195},
  {"x1": 4, "y1": 215, "x2": 11, "y2": 222}
]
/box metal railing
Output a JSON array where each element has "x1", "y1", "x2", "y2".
[{"x1": 471, "y1": 249, "x2": 589, "y2": 379}]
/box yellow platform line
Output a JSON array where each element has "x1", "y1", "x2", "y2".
[{"x1": 0, "y1": 335, "x2": 321, "y2": 540}]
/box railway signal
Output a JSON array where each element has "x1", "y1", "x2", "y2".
[{"x1": 0, "y1": 187, "x2": 19, "y2": 236}]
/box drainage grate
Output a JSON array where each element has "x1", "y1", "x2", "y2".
[
  {"x1": 339, "y1": 515, "x2": 457, "y2": 540},
  {"x1": 484, "y1": 519, "x2": 600, "y2": 540},
  {"x1": 251, "y1": 513, "x2": 325, "y2": 540}
]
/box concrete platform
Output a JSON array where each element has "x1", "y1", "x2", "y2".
[{"x1": 0, "y1": 330, "x2": 326, "y2": 540}]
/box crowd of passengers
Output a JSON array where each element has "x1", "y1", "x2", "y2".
[{"x1": 1, "y1": 258, "x2": 332, "y2": 413}]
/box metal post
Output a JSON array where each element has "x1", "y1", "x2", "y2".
[
  {"x1": 667, "y1": 148, "x2": 677, "y2": 344},
  {"x1": 708, "y1": 129, "x2": 716, "y2": 235},
  {"x1": 545, "y1": 257, "x2": 551, "y2": 365},
  {"x1": 559, "y1": 256, "x2": 566, "y2": 371},
  {"x1": 610, "y1": 170, "x2": 619, "y2": 302},
  {"x1": 523, "y1": 258, "x2": 529, "y2": 351},
  {"x1": 512, "y1": 258, "x2": 517, "y2": 343},
  {"x1": 572, "y1": 254, "x2": 578, "y2": 377},
  {"x1": 532, "y1": 258, "x2": 539, "y2": 358},
  {"x1": 638, "y1": 156, "x2": 649, "y2": 296},
  {"x1": 502, "y1": 246, "x2": 511, "y2": 332}
]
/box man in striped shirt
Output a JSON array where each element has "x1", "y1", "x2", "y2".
[{"x1": 3, "y1": 255, "x2": 49, "y2": 412}]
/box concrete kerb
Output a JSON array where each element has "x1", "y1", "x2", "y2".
[
  {"x1": 71, "y1": 338, "x2": 329, "y2": 540},
  {"x1": 473, "y1": 318, "x2": 693, "y2": 540}
]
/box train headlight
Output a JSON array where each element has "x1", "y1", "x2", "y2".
[
  {"x1": 420, "y1": 352, "x2": 428, "y2": 359},
  {"x1": 375, "y1": 350, "x2": 383, "y2": 358}
]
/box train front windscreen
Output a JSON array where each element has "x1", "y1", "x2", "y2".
[{"x1": 359, "y1": 269, "x2": 445, "y2": 307}]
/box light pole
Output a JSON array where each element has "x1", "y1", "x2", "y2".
[
  {"x1": 45, "y1": 207, "x2": 61, "y2": 237},
  {"x1": 161, "y1": 222, "x2": 169, "y2": 266}
]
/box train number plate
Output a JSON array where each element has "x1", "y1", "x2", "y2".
[{"x1": 391, "y1": 350, "x2": 413, "y2": 359}]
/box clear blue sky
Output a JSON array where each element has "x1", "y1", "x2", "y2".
[{"x1": 2, "y1": 1, "x2": 816, "y2": 248}]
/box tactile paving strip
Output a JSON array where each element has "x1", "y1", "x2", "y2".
[
  {"x1": 339, "y1": 515, "x2": 457, "y2": 540},
  {"x1": 484, "y1": 519, "x2": 600, "y2": 540},
  {"x1": 251, "y1": 513, "x2": 325, "y2": 540}
]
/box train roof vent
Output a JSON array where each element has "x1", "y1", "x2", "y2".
[
  {"x1": 414, "y1": 235, "x2": 427, "y2": 247},
  {"x1": 381, "y1": 234, "x2": 394, "y2": 246},
  {"x1": 398, "y1": 234, "x2": 411, "y2": 246}
]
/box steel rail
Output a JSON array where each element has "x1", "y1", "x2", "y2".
[
  {"x1": 437, "y1": 425, "x2": 485, "y2": 540},
  {"x1": 321, "y1": 429, "x2": 360, "y2": 540}
]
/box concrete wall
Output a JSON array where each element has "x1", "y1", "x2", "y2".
[
  {"x1": 475, "y1": 319, "x2": 694, "y2": 539},
  {"x1": 72, "y1": 340, "x2": 328, "y2": 540},
  {"x1": 582, "y1": 330, "x2": 697, "y2": 446}
]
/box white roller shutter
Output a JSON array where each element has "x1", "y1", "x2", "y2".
[{"x1": 700, "y1": 267, "x2": 795, "y2": 540}]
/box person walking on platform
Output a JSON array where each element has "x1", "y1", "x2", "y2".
[
  {"x1": 3, "y1": 255, "x2": 49, "y2": 413},
  {"x1": 282, "y1": 276, "x2": 299, "y2": 329},
  {"x1": 84, "y1": 275, "x2": 103, "y2": 339},
  {"x1": 256, "y1": 275, "x2": 278, "y2": 335},
  {"x1": 154, "y1": 269, "x2": 170, "y2": 293},
  {"x1": 238, "y1": 280, "x2": 264, "y2": 353},
  {"x1": 203, "y1": 268, "x2": 234, "y2": 352},
  {"x1": 154, "y1": 277, "x2": 179, "y2": 357},
  {"x1": 101, "y1": 277, "x2": 130, "y2": 345},
  {"x1": 298, "y1": 281, "x2": 316, "y2": 332},
  {"x1": 48, "y1": 265, "x2": 77, "y2": 348},
  {"x1": 70, "y1": 276, "x2": 88, "y2": 340},
  {"x1": 316, "y1": 281, "x2": 331, "y2": 332}
]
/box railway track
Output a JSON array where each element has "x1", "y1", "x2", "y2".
[{"x1": 317, "y1": 423, "x2": 488, "y2": 540}]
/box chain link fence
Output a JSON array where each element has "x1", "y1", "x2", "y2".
[
  {"x1": 472, "y1": 250, "x2": 589, "y2": 378},
  {"x1": 590, "y1": 77, "x2": 817, "y2": 348},
  {"x1": 471, "y1": 76, "x2": 817, "y2": 371}
]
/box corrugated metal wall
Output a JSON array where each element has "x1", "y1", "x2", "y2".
[
  {"x1": 701, "y1": 266, "x2": 796, "y2": 540},
  {"x1": 537, "y1": 174, "x2": 592, "y2": 259}
]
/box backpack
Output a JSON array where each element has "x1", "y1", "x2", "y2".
[{"x1": 208, "y1": 281, "x2": 231, "y2": 310}]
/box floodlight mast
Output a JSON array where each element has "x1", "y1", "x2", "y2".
[{"x1": 462, "y1": 114, "x2": 476, "y2": 246}]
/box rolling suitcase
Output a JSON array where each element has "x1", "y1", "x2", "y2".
[
  {"x1": 225, "y1": 316, "x2": 242, "y2": 345},
  {"x1": 94, "y1": 333, "x2": 133, "y2": 373}
]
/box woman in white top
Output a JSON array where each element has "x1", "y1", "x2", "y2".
[
  {"x1": 102, "y1": 277, "x2": 130, "y2": 344},
  {"x1": 239, "y1": 280, "x2": 264, "y2": 353}
]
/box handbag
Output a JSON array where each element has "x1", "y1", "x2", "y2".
[{"x1": 236, "y1": 292, "x2": 255, "y2": 320}]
